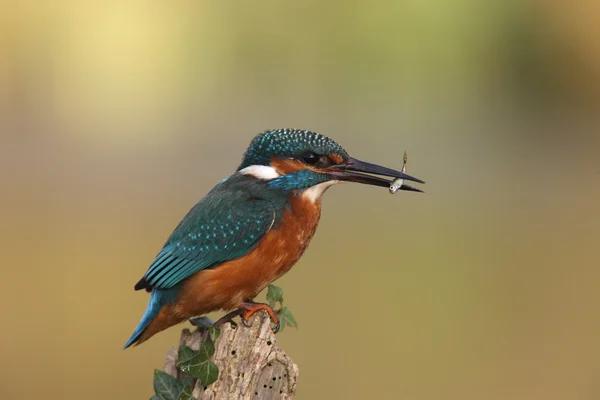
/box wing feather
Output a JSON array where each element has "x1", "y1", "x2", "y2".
[{"x1": 136, "y1": 177, "x2": 278, "y2": 291}]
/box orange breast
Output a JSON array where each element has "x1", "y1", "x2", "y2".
[{"x1": 173, "y1": 194, "x2": 322, "y2": 318}]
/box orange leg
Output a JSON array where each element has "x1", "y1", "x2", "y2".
[
  {"x1": 213, "y1": 309, "x2": 244, "y2": 328},
  {"x1": 239, "y1": 301, "x2": 280, "y2": 333}
]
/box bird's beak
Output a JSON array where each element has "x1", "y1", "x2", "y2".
[{"x1": 327, "y1": 157, "x2": 425, "y2": 192}]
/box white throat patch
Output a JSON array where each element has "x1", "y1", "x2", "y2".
[
  {"x1": 238, "y1": 165, "x2": 280, "y2": 180},
  {"x1": 301, "y1": 181, "x2": 341, "y2": 203}
]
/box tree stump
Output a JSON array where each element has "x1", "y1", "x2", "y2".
[{"x1": 162, "y1": 311, "x2": 299, "y2": 399}]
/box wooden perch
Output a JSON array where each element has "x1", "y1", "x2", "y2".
[{"x1": 162, "y1": 311, "x2": 299, "y2": 399}]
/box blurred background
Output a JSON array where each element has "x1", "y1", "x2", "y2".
[{"x1": 1, "y1": 1, "x2": 599, "y2": 399}]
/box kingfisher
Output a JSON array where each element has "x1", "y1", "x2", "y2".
[{"x1": 124, "y1": 129, "x2": 424, "y2": 348}]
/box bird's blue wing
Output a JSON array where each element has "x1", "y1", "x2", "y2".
[{"x1": 136, "y1": 177, "x2": 277, "y2": 291}]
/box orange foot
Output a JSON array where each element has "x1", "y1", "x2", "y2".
[{"x1": 239, "y1": 301, "x2": 280, "y2": 333}]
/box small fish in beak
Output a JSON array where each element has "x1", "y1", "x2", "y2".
[{"x1": 389, "y1": 151, "x2": 408, "y2": 194}]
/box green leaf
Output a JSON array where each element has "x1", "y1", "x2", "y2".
[
  {"x1": 178, "y1": 377, "x2": 194, "y2": 400},
  {"x1": 267, "y1": 284, "x2": 284, "y2": 307},
  {"x1": 178, "y1": 342, "x2": 215, "y2": 363},
  {"x1": 207, "y1": 326, "x2": 220, "y2": 342},
  {"x1": 199, "y1": 360, "x2": 219, "y2": 386},
  {"x1": 177, "y1": 343, "x2": 219, "y2": 385},
  {"x1": 279, "y1": 306, "x2": 298, "y2": 331},
  {"x1": 152, "y1": 369, "x2": 184, "y2": 400},
  {"x1": 178, "y1": 345, "x2": 197, "y2": 364},
  {"x1": 180, "y1": 385, "x2": 195, "y2": 400},
  {"x1": 197, "y1": 341, "x2": 215, "y2": 361}
]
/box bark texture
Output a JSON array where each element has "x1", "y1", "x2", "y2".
[{"x1": 162, "y1": 311, "x2": 299, "y2": 399}]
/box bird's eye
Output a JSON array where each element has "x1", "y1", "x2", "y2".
[{"x1": 301, "y1": 151, "x2": 320, "y2": 165}]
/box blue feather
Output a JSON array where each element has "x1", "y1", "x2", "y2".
[
  {"x1": 137, "y1": 175, "x2": 284, "y2": 292},
  {"x1": 124, "y1": 289, "x2": 175, "y2": 349},
  {"x1": 268, "y1": 169, "x2": 331, "y2": 191},
  {"x1": 238, "y1": 128, "x2": 348, "y2": 170}
]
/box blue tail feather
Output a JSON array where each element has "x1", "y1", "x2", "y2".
[{"x1": 124, "y1": 289, "x2": 165, "y2": 349}]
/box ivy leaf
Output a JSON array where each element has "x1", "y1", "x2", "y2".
[
  {"x1": 178, "y1": 345, "x2": 198, "y2": 364},
  {"x1": 267, "y1": 284, "x2": 284, "y2": 307},
  {"x1": 152, "y1": 369, "x2": 184, "y2": 400},
  {"x1": 180, "y1": 385, "x2": 195, "y2": 400},
  {"x1": 197, "y1": 341, "x2": 215, "y2": 361},
  {"x1": 279, "y1": 306, "x2": 298, "y2": 332},
  {"x1": 178, "y1": 342, "x2": 215, "y2": 364},
  {"x1": 198, "y1": 360, "x2": 219, "y2": 386},
  {"x1": 178, "y1": 377, "x2": 194, "y2": 400},
  {"x1": 207, "y1": 326, "x2": 220, "y2": 342},
  {"x1": 177, "y1": 343, "x2": 219, "y2": 385}
]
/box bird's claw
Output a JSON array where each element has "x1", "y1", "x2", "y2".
[
  {"x1": 213, "y1": 302, "x2": 280, "y2": 332},
  {"x1": 272, "y1": 321, "x2": 281, "y2": 334},
  {"x1": 238, "y1": 301, "x2": 280, "y2": 334},
  {"x1": 240, "y1": 314, "x2": 279, "y2": 333}
]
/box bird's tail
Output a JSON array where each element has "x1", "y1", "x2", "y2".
[{"x1": 124, "y1": 289, "x2": 171, "y2": 349}]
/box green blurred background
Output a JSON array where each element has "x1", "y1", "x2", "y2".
[{"x1": 2, "y1": 1, "x2": 600, "y2": 399}]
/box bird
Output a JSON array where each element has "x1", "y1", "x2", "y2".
[{"x1": 124, "y1": 129, "x2": 424, "y2": 348}]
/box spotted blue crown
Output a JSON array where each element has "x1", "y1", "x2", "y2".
[{"x1": 238, "y1": 129, "x2": 349, "y2": 170}]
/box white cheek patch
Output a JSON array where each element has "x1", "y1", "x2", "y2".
[
  {"x1": 301, "y1": 181, "x2": 341, "y2": 203},
  {"x1": 238, "y1": 165, "x2": 281, "y2": 180}
]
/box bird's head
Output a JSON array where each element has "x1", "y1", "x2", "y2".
[{"x1": 237, "y1": 129, "x2": 424, "y2": 201}]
